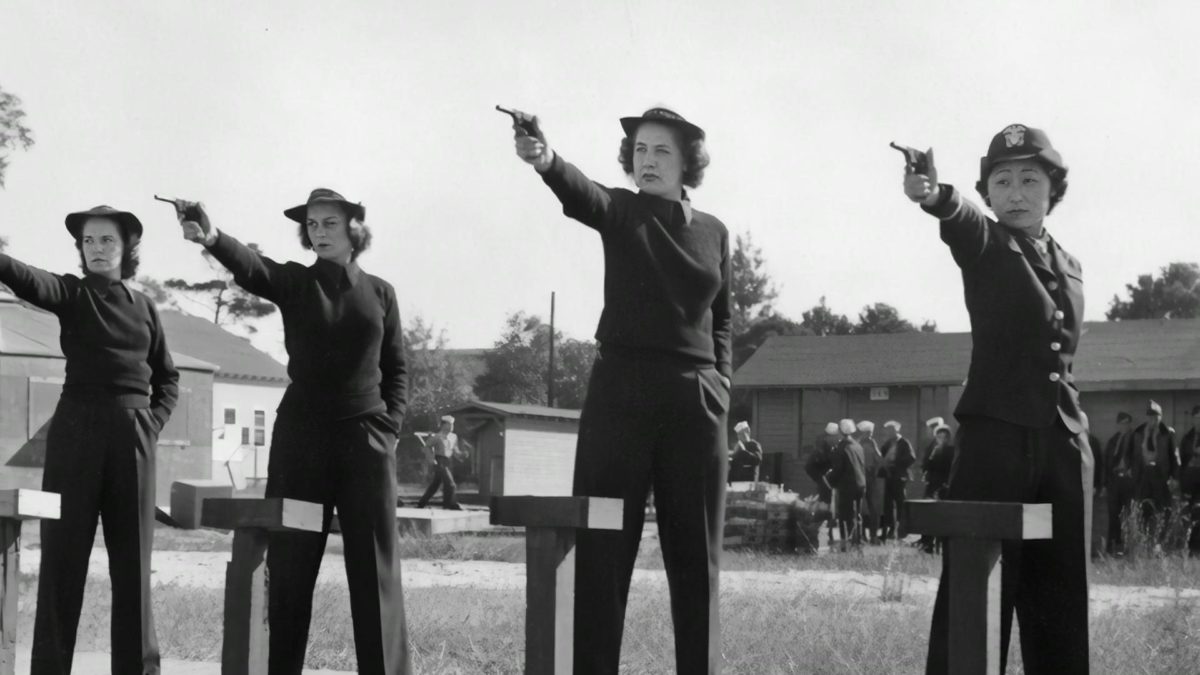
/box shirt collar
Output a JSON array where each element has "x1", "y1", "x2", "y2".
[
  {"x1": 313, "y1": 257, "x2": 361, "y2": 288},
  {"x1": 83, "y1": 273, "x2": 133, "y2": 301},
  {"x1": 637, "y1": 188, "x2": 693, "y2": 225}
]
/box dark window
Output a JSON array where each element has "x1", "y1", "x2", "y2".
[
  {"x1": 254, "y1": 429, "x2": 265, "y2": 446},
  {"x1": 241, "y1": 427, "x2": 250, "y2": 445},
  {"x1": 224, "y1": 408, "x2": 237, "y2": 425}
]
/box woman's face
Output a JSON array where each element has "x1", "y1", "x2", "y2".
[
  {"x1": 986, "y1": 159, "x2": 1052, "y2": 235},
  {"x1": 306, "y1": 203, "x2": 354, "y2": 263},
  {"x1": 81, "y1": 218, "x2": 124, "y2": 279},
  {"x1": 632, "y1": 122, "x2": 685, "y2": 199}
]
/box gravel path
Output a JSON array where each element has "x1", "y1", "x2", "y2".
[{"x1": 18, "y1": 548, "x2": 1198, "y2": 613}]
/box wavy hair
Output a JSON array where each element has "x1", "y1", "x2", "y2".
[{"x1": 618, "y1": 127, "x2": 711, "y2": 189}]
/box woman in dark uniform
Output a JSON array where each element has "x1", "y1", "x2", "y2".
[
  {"x1": 177, "y1": 190, "x2": 409, "y2": 675},
  {"x1": 903, "y1": 125, "x2": 1091, "y2": 674},
  {"x1": 1, "y1": 205, "x2": 178, "y2": 674},
  {"x1": 511, "y1": 106, "x2": 731, "y2": 675}
]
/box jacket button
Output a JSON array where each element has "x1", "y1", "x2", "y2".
[
  {"x1": 1049, "y1": 373, "x2": 1061, "y2": 382},
  {"x1": 1047, "y1": 281, "x2": 1060, "y2": 291},
  {"x1": 1051, "y1": 342, "x2": 1062, "y2": 352},
  {"x1": 1053, "y1": 310, "x2": 1065, "y2": 320}
]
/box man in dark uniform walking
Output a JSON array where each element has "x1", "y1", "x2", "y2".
[
  {"x1": 1179, "y1": 405, "x2": 1200, "y2": 554},
  {"x1": 902, "y1": 124, "x2": 1092, "y2": 674},
  {"x1": 806, "y1": 422, "x2": 839, "y2": 544}
]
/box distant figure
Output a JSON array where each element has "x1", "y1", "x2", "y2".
[
  {"x1": 729, "y1": 420, "x2": 763, "y2": 483},
  {"x1": 1179, "y1": 405, "x2": 1200, "y2": 555},
  {"x1": 857, "y1": 420, "x2": 884, "y2": 544},
  {"x1": 878, "y1": 420, "x2": 916, "y2": 542},
  {"x1": 417, "y1": 415, "x2": 463, "y2": 510},
  {"x1": 806, "y1": 421, "x2": 839, "y2": 544},
  {"x1": 827, "y1": 419, "x2": 867, "y2": 551},
  {"x1": 917, "y1": 424, "x2": 955, "y2": 553},
  {"x1": 919, "y1": 416, "x2": 944, "y2": 484},
  {"x1": 1132, "y1": 400, "x2": 1178, "y2": 536},
  {"x1": 1102, "y1": 412, "x2": 1136, "y2": 556}
]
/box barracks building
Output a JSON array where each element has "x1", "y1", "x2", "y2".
[{"x1": 735, "y1": 318, "x2": 1200, "y2": 497}]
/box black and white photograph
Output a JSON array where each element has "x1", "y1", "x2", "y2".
[{"x1": 1, "y1": 1, "x2": 1199, "y2": 673}]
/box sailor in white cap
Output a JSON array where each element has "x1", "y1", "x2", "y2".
[
  {"x1": 827, "y1": 419, "x2": 867, "y2": 550},
  {"x1": 856, "y1": 420, "x2": 884, "y2": 544},
  {"x1": 1131, "y1": 399, "x2": 1179, "y2": 533},
  {"x1": 878, "y1": 421, "x2": 916, "y2": 541},
  {"x1": 806, "y1": 422, "x2": 841, "y2": 543},
  {"x1": 728, "y1": 421, "x2": 763, "y2": 483},
  {"x1": 416, "y1": 415, "x2": 463, "y2": 510}
]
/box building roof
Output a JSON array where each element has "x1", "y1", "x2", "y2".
[
  {"x1": 735, "y1": 319, "x2": 1200, "y2": 391},
  {"x1": 0, "y1": 294, "x2": 216, "y2": 373},
  {"x1": 158, "y1": 311, "x2": 288, "y2": 384},
  {"x1": 445, "y1": 400, "x2": 582, "y2": 422}
]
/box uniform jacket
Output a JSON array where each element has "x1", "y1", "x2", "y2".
[
  {"x1": 860, "y1": 436, "x2": 882, "y2": 479},
  {"x1": 924, "y1": 186, "x2": 1084, "y2": 433},
  {"x1": 923, "y1": 443, "x2": 955, "y2": 493},
  {"x1": 1180, "y1": 427, "x2": 1198, "y2": 471},
  {"x1": 730, "y1": 439, "x2": 763, "y2": 469},
  {"x1": 828, "y1": 437, "x2": 867, "y2": 496},
  {"x1": 1102, "y1": 430, "x2": 1135, "y2": 487},
  {"x1": 879, "y1": 436, "x2": 916, "y2": 480},
  {"x1": 1131, "y1": 421, "x2": 1179, "y2": 480}
]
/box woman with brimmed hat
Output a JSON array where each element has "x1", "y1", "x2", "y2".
[
  {"x1": 900, "y1": 124, "x2": 1091, "y2": 673},
  {"x1": 1, "y1": 205, "x2": 179, "y2": 674},
  {"x1": 509, "y1": 106, "x2": 729, "y2": 674},
  {"x1": 176, "y1": 190, "x2": 411, "y2": 674}
]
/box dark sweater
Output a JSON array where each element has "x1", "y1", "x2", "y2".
[
  {"x1": 540, "y1": 154, "x2": 733, "y2": 378},
  {"x1": 0, "y1": 254, "x2": 179, "y2": 426},
  {"x1": 206, "y1": 232, "x2": 407, "y2": 430}
]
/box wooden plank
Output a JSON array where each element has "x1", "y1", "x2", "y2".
[
  {"x1": 490, "y1": 496, "x2": 623, "y2": 531},
  {"x1": 201, "y1": 498, "x2": 323, "y2": 532},
  {"x1": 1, "y1": 521, "x2": 18, "y2": 675},
  {"x1": 525, "y1": 528, "x2": 575, "y2": 675},
  {"x1": 905, "y1": 500, "x2": 1052, "y2": 540},
  {"x1": 948, "y1": 538, "x2": 1002, "y2": 675},
  {"x1": 221, "y1": 528, "x2": 270, "y2": 675},
  {"x1": 169, "y1": 480, "x2": 233, "y2": 529},
  {"x1": 0, "y1": 489, "x2": 60, "y2": 521},
  {"x1": 329, "y1": 508, "x2": 492, "y2": 536}
]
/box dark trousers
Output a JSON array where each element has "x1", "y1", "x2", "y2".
[
  {"x1": 572, "y1": 350, "x2": 727, "y2": 675},
  {"x1": 416, "y1": 456, "x2": 457, "y2": 507},
  {"x1": 881, "y1": 477, "x2": 908, "y2": 539},
  {"x1": 1136, "y1": 467, "x2": 1172, "y2": 533},
  {"x1": 926, "y1": 416, "x2": 1091, "y2": 675},
  {"x1": 32, "y1": 397, "x2": 159, "y2": 675},
  {"x1": 1106, "y1": 473, "x2": 1136, "y2": 554},
  {"x1": 265, "y1": 410, "x2": 410, "y2": 675}
]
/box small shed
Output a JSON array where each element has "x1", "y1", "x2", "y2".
[{"x1": 443, "y1": 400, "x2": 581, "y2": 499}]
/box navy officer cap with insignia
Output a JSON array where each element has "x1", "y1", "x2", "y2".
[{"x1": 975, "y1": 124, "x2": 1068, "y2": 202}]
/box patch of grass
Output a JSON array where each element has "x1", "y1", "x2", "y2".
[{"x1": 16, "y1": 571, "x2": 1199, "y2": 674}]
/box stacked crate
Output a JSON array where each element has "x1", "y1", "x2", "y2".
[{"x1": 723, "y1": 484, "x2": 818, "y2": 552}]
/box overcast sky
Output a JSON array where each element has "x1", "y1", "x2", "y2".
[{"x1": 2, "y1": 1, "x2": 1198, "y2": 359}]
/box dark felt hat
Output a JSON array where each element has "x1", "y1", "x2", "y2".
[
  {"x1": 64, "y1": 205, "x2": 143, "y2": 240},
  {"x1": 978, "y1": 124, "x2": 1066, "y2": 184},
  {"x1": 283, "y1": 188, "x2": 365, "y2": 225},
  {"x1": 1116, "y1": 411, "x2": 1133, "y2": 423},
  {"x1": 619, "y1": 107, "x2": 705, "y2": 142}
]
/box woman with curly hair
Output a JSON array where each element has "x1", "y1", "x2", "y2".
[
  {"x1": 510, "y1": 107, "x2": 731, "y2": 674},
  {"x1": 176, "y1": 190, "x2": 410, "y2": 674},
  {"x1": 1, "y1": 205, "x2": 178, "y2": 674}
]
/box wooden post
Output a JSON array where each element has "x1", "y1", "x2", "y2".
[
  {"x1": 491, "y1": 496, "x2": 623, "y2": 675},
  {"x1": 905, "y1": 500, "x2": 1052, "y2": 675},
  {"x1": 202, "y1": 498, "x2": 323, "y2": 675},
  {"x1": 0, "y1": 490, "x2": 60, "y2": 675}
]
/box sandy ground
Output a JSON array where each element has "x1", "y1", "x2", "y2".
[{"x1": 17, "y1": 547, "x2": 1199, "y2": 614}]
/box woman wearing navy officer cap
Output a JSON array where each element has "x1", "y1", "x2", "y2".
[
  {"x1": 1, "y1": 205, "x2": 178, "y2": 674},
  {"x1": 175, "y1": 190, "x2": 410, "y2": 674},
  {"x1": 509, "y1": 106, "x2": 731, "y2": 674},
  {"x1": 902, "y1": 124, "x2": 1092, "y2": 674}
]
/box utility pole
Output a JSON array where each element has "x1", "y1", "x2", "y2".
[{"x1": 547, "y1": 292, "x2": 556, "y2": 407}]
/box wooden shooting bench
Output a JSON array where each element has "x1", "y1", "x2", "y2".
[
  {"x1": 202, "y1": 498, "x2": 323, "y2": 675},
  {"x1": 490, "y1": 496, "x2": 623, "y2": 675},
  {"x1": 905, "y1": 499, "x2": 1053, "y2": 675},
  {"x1": 1, "y1": 489, "x2": 59, "y2": 675}
]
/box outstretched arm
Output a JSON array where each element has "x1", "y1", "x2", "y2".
[
  {"x1": 509, "y1": 109, "x2": 615, "y2": 231},
  {"x1": 0, "y1": 253, "x2": 74, "y2": 311},
  {"x1": 177, "y1": 201, "x2": 292, "y2": 303}
]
